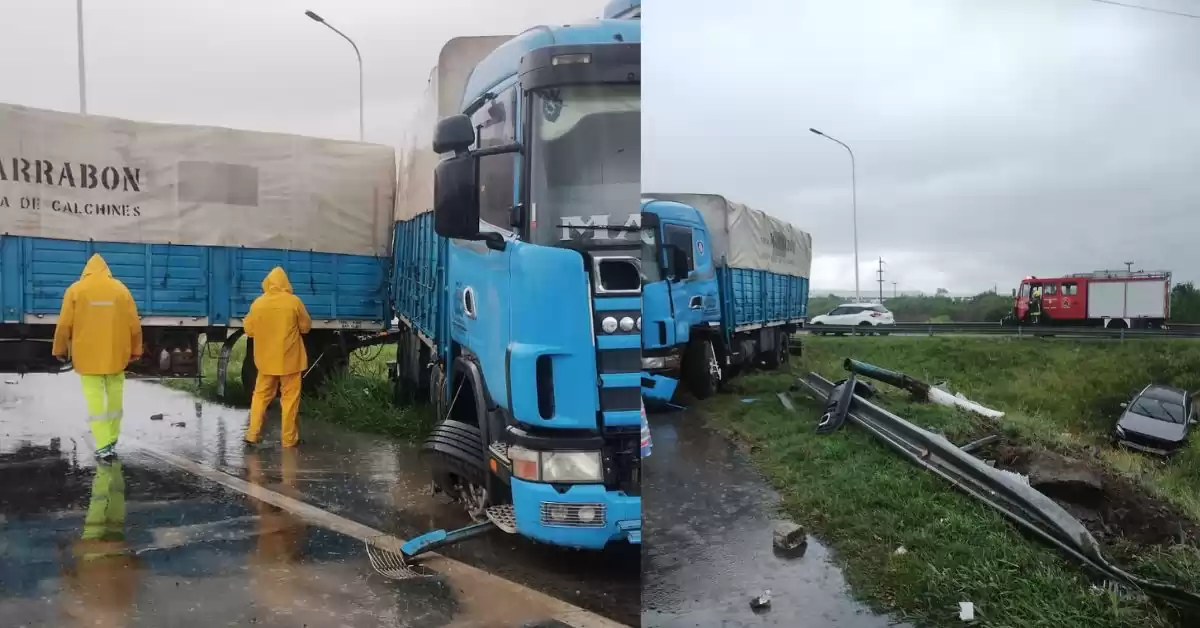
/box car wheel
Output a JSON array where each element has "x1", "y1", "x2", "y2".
[{"x1": 857, "y1": 321, "x2": 872, "y2": 336}]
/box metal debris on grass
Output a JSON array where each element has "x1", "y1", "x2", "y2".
[
  {"x1": 777, "y1": 393, "x2": 795, "y2": 412},
  {"x1": 845, "y1": 358, "x2": 1005, "y2": 418}
]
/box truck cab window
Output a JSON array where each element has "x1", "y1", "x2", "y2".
[
  {"x1": 1044, "y1": 284, "x2": 1058, "y2": 296},
  {"x1": 1019, "y1": 284, "x2": 1030, "y2": 298},
  {"x1": 662, "y1": 224, "x2": 694, "y2": 279},
  {"x1": 472, "y1": 88, "x2": 517, "y2": 230},
  {"x1": 1063, "y1": 283, "x2": 1078, "y2": 296}
]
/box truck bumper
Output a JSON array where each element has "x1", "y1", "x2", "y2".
[
  {"x1": 641, "y1": 371, "x2": 678, "y2": 407},
  {"x1": 510, "y1": 478, "x2": 641, "y2": 549}
]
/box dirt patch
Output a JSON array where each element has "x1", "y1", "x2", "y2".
[{"x1": 988, "y1": 442, "x2": 1198, "y2": 548}]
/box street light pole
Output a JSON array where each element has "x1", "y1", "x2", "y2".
[
  {"x1": 810, "y1": 128, "x2": 859, "y2": 302},
  {"x1": 77, "y1": 0, "x2": 87, "y2": 114},
  {"x1": 305, "y1": 10, "x2": 363, "y2": 141}
]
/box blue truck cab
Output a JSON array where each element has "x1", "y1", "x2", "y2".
[
  {"x1": 392, "y1": 18, "x2": 642, "y2": 549},
  {"x1": 640, "y1": 194, "x2": 811, "y2": 404}
]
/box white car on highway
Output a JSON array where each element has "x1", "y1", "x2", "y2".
[{"x1": 808, "y1": 303, "x2": 895, "y2": 335}]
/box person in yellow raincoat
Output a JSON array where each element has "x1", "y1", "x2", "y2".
[
  {"x1": 60, "y1": 460, "x2": 140, "y2": 628},
  {"x1": 244, "y1": 267, "x2": 312, "y2": 448},
  {"x1": 52, "y1": 254, "x2": 143, "y2": 461}
]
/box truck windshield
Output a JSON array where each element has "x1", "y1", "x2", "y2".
[
  {"x1": 641, "y1": 226, "x2": 661, "y2": 284},
  {"x1": 528, "y1": 84, "x2": 640, "y2": 247}
]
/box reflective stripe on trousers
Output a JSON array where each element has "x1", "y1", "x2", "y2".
[{"x1": 81, "y1": 373, "x2": 125, "y2": 450}]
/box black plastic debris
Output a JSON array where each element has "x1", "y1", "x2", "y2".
[
  {"x1": 150, "y1": 413, "x2": 164, "y2": 421},
  {"x1": 171, "y1": 421, "x2": 186, "y2": 428}
]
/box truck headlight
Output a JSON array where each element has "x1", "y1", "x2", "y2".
[
  {"x1": 636, "y1": 317, "x2": 642, "y2": 331},
  {"x1": 642, "y1": 356, "x2": 667, "y2": 369},
  {"x1": 619, "y1": 316, "x2": 636, "y2": 332},
  {"x1": 543, "y1": 451, "x2": 603, "y2": 482},
  {"x1": 508, "y1": 446, "x2": 604, "y2": 483},
  {"x1": 601, "y1": 316, "x2": 618, "y2": 334}
]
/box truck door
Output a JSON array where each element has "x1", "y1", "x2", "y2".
[
  {"x1": 661, "y1": 222, "x2": 718, "y2": 343},
  {"x1": 1015, "y1": 282, "x2": 1030, "y2": 320}
]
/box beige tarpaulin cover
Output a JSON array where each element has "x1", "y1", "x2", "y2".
[
  {"x1": 645, "y1": 192, "x2": 813, "y2": 278},
  {"x1": 395, "y1": 35, "x2": 513, "y2": 223},
  {"x1": 0, "y1": 103, "x2": 396, "y2": 256}
]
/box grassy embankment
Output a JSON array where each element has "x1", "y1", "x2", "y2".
[
  {"x1": 704, "y1": 336, "x2": 1200, "y2": 628},
  {"x1": 169, "y1": 339, "x2": 434, "y2": 442}
]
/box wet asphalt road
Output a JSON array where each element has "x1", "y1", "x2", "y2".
[
  {"x1": 642, "y1": 409, "x2": 908, "y2": 628},
  {"x1": 0, "y1": 374, "x2": 636, "y2": 627}
]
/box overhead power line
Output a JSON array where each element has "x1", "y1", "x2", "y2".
[{"x1": 1086, "y1": 0, "x2": 1200, "y2": 19}]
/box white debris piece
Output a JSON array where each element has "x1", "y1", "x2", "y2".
[
  {"x1": 959, "y1": 601, "x2": 975, "y2": 621},
  {"x1": 995, "y1": 468, "x2": 1030, "y2": 486},
  {"x1": 893, "y1": 546, "x2": 908, "y2": 556},
  {"x1": 927, "y1": 386, "x2": 1005, "y2": 419}
]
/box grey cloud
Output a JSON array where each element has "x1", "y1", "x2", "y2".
[
  {"x1": 644, "y1": 0, "x2": 1200, "y2": 293},
  {"x1": 0, "y1": 0, "x2": 606, "y2": 147}
]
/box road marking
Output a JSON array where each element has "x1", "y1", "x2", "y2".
[{"x1": 127, "y1": 438, "x2": 628, "y2": 628}]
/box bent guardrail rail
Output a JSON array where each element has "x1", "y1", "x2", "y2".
[{"x1": 796, "y1": 372, "x2": 1200, "y2": 609}]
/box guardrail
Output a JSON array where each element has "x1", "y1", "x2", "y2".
[{"x1": 803, "y1": 321, "x2": 1200, "y2": 339}]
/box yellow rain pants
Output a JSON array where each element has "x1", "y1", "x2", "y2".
[
  {"x1": 81, "y1": 373, "x2": 125, "y2": 450},
  {"x1": 246, "y1": 372, "x2": 302, "y2": 447}
]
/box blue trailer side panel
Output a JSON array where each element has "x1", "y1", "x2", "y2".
[
  {"x1": 229, "y1": 248, "x2": 387, "y2": 324},
  {"x1": 0, "y1": 236, "x2": 387, "y2": 325},
  {"x1": 718, "y1": 266, "x2": 809, "y2": 331},
  {"x1": 390, "y1": 214, "x2": 445, "y2": 344}
]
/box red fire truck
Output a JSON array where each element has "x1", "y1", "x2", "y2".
[{"x1": 1012, "y1": 270, "x2": 1171, "y2": 329}]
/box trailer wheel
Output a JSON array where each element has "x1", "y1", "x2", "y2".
[
  {"x1": 762, "y1": 330, "x2": 787, "y2": 370},
  {"x1": 684, "y1": 338, "x2": 721, "y2": 400}
]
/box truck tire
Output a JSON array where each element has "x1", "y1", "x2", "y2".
[
  {"x1": 684, "y1": 338, "x2": 721, "y2": 400},
  {"x1": 762, "y1": 330, "x2": 788, "y2": 370}
]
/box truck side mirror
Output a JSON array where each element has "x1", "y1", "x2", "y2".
[
  {"x1": 433, "y1": 154, "x2": 480, "y2": 240},
  {"x1": 433, "y1": 114, "x2": 475, "y2": 155}
]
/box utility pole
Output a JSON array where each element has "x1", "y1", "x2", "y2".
[
  {"x1": 1124, "y1": 261, "x2": 1135, "y2": 273},
  {"x1": 875, "y1": 257, "x2": 886, "y2": 303},
  {"x1": 77, "y1": 0, "x2": 87, "y2": 114},
  {"x1": 892, "y1": 281, "x2": 898, "y2": 299}
]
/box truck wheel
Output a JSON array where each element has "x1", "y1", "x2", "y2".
[
  {"x1": 684, "y1": 339, "x2": 721, "y2": 400},
  {"x1": 762, "y1": 330, "x2": 787, "y2": 370}
]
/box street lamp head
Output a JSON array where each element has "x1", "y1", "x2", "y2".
[
  {"x1": 809, "y1": 128, "x2": 824, "y2": 136},
  {"x1": 304, "y1": 10, "x2": 325, "y2": 22}
]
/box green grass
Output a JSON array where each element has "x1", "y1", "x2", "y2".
[
  {"x1": 703, "y1": 336, "x2": 1200, "y2": 628},
  {"x1": 169, "y1": 339, "x2": 434, "y2": 442}
]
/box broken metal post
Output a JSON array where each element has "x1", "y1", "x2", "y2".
[{"x1": 844, "y1": 358, "x2": 930, "y2": 399}]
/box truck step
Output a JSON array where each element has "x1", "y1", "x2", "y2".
[
  {"x1": 488, "y1": 441, "x2": 511, "y2": 464},
  {"x1": 485, "y1": 505, "x2": 518, "y2": 534}
]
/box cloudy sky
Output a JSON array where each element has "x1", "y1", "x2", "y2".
[
  {"x1": 0, "y1": 0, "x2": 605, "y2": 155},
  {"x1": 644, "y1": 0, "x2": 1200, "y2": 294}
]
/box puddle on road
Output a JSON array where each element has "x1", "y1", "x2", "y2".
[
  {"x1": 642, "y1": 410, "x2": 909, "y2": 627},
  {"x1": 0, "y1": 374, "x2": 640, "y2": 626}
]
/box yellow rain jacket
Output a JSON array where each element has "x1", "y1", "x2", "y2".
[
  {"x1": 244, "y1": 267, "x2": 312, "y2": 376},
  {"x1": 52, "y1": 254, "x2": 143, "y2": 376}
]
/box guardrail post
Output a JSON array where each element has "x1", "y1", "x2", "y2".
[{"x1": 1017, "y1": 325, "x2": 1023, "y2": 338}]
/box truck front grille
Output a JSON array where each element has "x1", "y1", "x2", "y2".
[{"x1": 539, "y1": 502, "x2": 607, "y2": 528}]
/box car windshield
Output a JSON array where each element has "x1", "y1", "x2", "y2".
[
  {"x1": 528, "y1": 84, "x2": 640, "y2": 247},
  {"x1": 1129, "y1": 396, "x2": 1185, "y2": 424}
]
